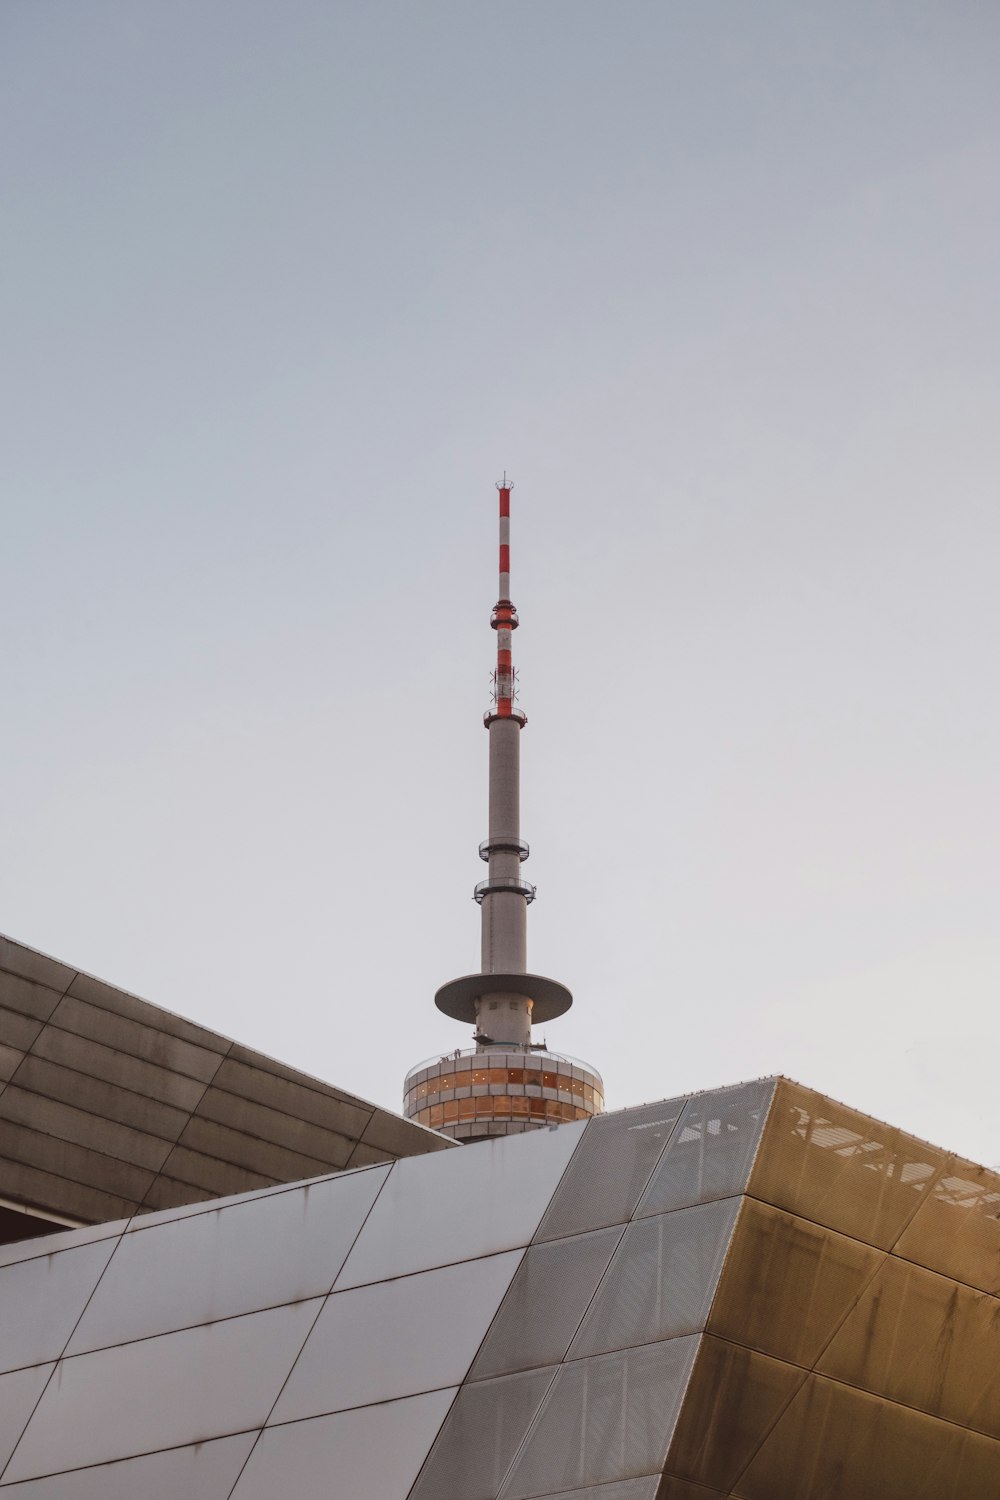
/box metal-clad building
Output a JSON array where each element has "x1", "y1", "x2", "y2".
[{"x1": 1, "y1": 1069, "x2": 998, "y2": 1496}]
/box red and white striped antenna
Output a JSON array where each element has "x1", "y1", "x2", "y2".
[{"x1": 489, "y1": 476, "x2": 525, "y2": 724}]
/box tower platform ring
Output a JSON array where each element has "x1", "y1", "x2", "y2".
[{"x1": 435, "y1": 972, "x2": 573, "y2": 1026}]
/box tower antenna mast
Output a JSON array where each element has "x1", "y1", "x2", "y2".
[{"x1": 403, "y1": 478, "x2": 604, "y2": 1141}]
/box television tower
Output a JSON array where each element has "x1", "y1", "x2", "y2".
[{"x1": 404, "y1": 479, "x2": 604, "y2": 1142}]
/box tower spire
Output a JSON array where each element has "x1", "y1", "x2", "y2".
[
  {"x1": 492, "y1": 477, "x2": 519, "y2": 720},
  {"x1": 403, "y1": 477, "x2": 604, "y2": 1141}
]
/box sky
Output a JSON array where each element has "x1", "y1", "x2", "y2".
[{"x1": 2, "y1": 2, "x2": 999, "y2": 1166}]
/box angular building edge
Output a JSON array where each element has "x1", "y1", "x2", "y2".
[
  {"x1": 0, "y1": 930, "x2": 455, "y2": 1244},
  {"x1": 1, "y1": 1073, "x2": 998, "y2": 1497}
]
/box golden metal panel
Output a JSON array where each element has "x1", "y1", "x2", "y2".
[
  {"x1": 735, "y1": 1371, "x2": 1000, "y2": 1499},
  {"x1": 895, "y1": 1156, "x2": 1000, "y2": 1295},
  {"x1": 818, "y1": 1254, "x2": 1000, "y2": 1439},
  {"x1": 655, "y1": 1479, "x2": 728, "y2": 1499},
  {"x1": 749, "y1": 1080, "x2": 945, "y2": 1249},
  {"x1": 664, "y1": 1336, "x2": 802, "y2": 1493},
  {"x1": 708, "y1": 1198, "x2": 882, "y2": 1366}
]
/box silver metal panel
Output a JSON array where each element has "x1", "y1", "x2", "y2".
[
  {"x1": 271, "y1": 1250, "x2": 522, "y2": 1423},
  {"x1": 0, "y1": 1221, "x2": 127, "y2": 1272},
  {"x1": 534, "y1": 1100, "x2": 687, "y2": 1243},
  {"x1": 408, "y1": 1366, "x2": 559, "y2": 1500},
  {"x1": 1, "y1": 1432, "x2": 257, "y2": 1498},
  {"x1": 0, "y1": 1240, "x2": 117, "y2": 1374},
  {"x1": 470, "y1": 1226, "x2": 625, "y2": 1381},
  {"x1": 67, "y1": 1164, "x2": 389, "y2": 1354},
  {"x1": 510, "y1": 1481, "x2": 661, "y2": 1500},
  {"x1": 500, "y1": 1337, "x2": 700, "y2": 1498},
  {"x1": 233, "y1": 1389, "x2": 456, "y2": 1500},
  {"x1": 122, "y1": 1169, "x2": 344, "y2": 1232},
  {"x1": 568, "y1": 1199, "x2": 741, "y2": 1359},
  {"x1": 5, "y1": 1299, "x2": 321, "y2": 1482},
  {"x1": 636, "y1": 1079, "x2": 775, "y2": 1219},
  {"x1": 337, "y1": 1124, "x2": 586, "y2": 1288},
  {"x1": 0, "y1": 1363, "x2": 54, "y2": 1473}
]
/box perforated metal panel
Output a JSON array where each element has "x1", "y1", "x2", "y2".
[
  {"x1": 636, "y1": 1079, "x2": 775, "y2": 1219},
  {"x1": 471, "y1": 1226, "x2": 625, "y2": 1381},
  {"x1": 749, "y1": 1079, "x2": 946, "y2": 1251},
  {"x1": 499, "y1": 1337, "x2": 700, "y2": 1498},
  {"x1": 896, "y1": 1159, "x2": 1000, "y2": 1294},
  {"x1": 534, "y1": 1099, "x2": 686, "y2": 1243},
  {"x1": 407, "y1": 1366, "x2": 558, "y2": 1500},
  {"x1": 568, "y1": 1198, "x2": 740, "y2": 1360}
]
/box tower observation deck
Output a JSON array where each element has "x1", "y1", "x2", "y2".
[{"x1": 404, "y1": 479, "x2": 604, "y2": 1142}]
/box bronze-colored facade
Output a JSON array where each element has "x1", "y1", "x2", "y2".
[{"x1": 660, "y1": 1079, "x2": 1000, "y2": 1497}]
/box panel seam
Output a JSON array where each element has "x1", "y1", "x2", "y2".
[
  {"x1": 722, "y1": 1146, "x2": 962, "y2": 1492},
  {"x1": 221, "y1": 1162, "x2": 397, "y2": 1498},
  {"x1": 137, "y1": 1041, "x2": 237, "y2": 1211},
  {"x1": 0, "y1": 970, "x2": 81, "y2": 1112}
]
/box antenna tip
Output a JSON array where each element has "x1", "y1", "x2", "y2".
[{"x1": 496, "y1": 471, "x2": 513, "y2": 491}]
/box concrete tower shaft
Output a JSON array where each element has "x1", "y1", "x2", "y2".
[
  {"x1": 477, "y1": 483, "x2": 532, "y2": 1044},
  {"x1": 482, "y1": 719, "x2": 526, "y2": 973}
]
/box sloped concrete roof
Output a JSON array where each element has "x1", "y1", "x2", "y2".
[{"x1": 0, "y1": 933, "x2": 453, "y2": 1236}]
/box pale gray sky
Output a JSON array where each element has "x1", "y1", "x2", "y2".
[{"x1": 3, "y1": 2, "x2": 999, "y2": 1163}]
